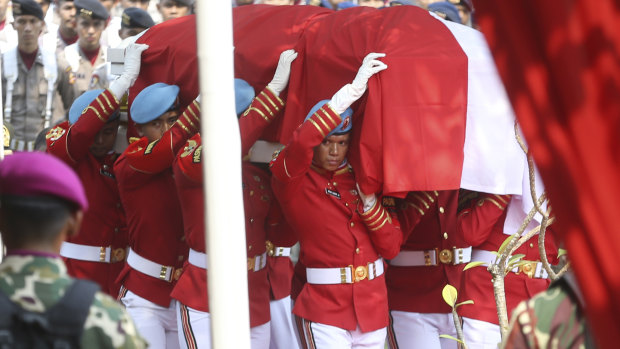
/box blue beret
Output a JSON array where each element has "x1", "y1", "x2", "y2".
[
  {"x1": 122, "y1": 7, "x2": 155, "y2": 29},
  {"x1": 12, "y1": 0, "x2": 44, "y2": 21},
  {"x1": 69, "y1": 89, "x2": 120, "y2": 124},
  {"x1": 429, "y1": 2, "x2": 461, "y2": 23},
  {"x1": 305, "y1": 100, "x2": 353, "y2": 137},
  {"x1": 337, "y1": 2, "x2": 357, "y2": 10},
  {"x1": 75, "y1": 0, "x2": 109, "y2": 21},
  {"x1": 234, "y1": 79, "x2": 255, "y2": 116},
  {"x1": 131, "y1": 83, "x2": 180, "y2": 124}
]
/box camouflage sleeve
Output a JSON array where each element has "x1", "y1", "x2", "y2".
[
  {"x1": 82, "y1": 292, "x2": 147, "y2": 349},
  {"x1": 56, "y1": 61, "x2": 76, "y2": 112}
]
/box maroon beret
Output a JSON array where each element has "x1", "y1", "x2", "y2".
[{"x1": 0, "y1": 151, "x2": 88, "y2": 210}]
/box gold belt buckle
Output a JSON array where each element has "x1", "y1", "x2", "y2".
[
  {"x1": 159, "y1": 265, "x2": 171, "y2": 281},
  {"x1": 518, "y1": 261, "x2": 537, "y2": 278},
  {"x1": 247, "y1": 256, "x2": 256, "y2": 271},
  {"x1": 111, "y1": 248, "x2": 126, "y2": 263},
  {"x1": 353, "y1": 265, "x2": 368, "y2": 282},
  {"x1": 265, "y1": 240, "x2": 275, "y2": 257},
  {"x1": 438, "y1": 249, "x2": 453, "y2": 265},
  {"x1": 99, "y1": 246, "x2": 108, "y2": 262}
]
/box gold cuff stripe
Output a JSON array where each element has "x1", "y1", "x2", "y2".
[
  {"x1": 315, "y1": 114, "x2": 331, "y2": 131},
  {"x1": 362, "y1": 203, "x2": 382, "y2": 221},
  {"x1": 192, "y1": 100, "x2": 201, "y2": 112},
  {"x1": 260, "y1": 90, "x2": 280, "y2": 111},
  {"x1": 177, "y1": 119, "x2": 191, "y2": 135},
  {"x1": 369, "y1": 218, "x2": 389, "y2": 231},
  {"x1": 187, "y1": 105, "x2": 200, "y2": 123},
  {"x1": 411, "y1": 194, "x2": 430, "y2": 209},
  {"x1": 407, "y1": 202, "x2": 425, "y2": 215},
  {"x1": 94, "y1": 97, "x2": 110, "y2": 116},
  {"x1": 263, "y1": 87, "x2": 284, "y2": 108},
  {"x1": 283, "y1": 157, "x2": 291, "y2": 178},
  {"x1": 367, "y1": 209, "x2": 387, "y2": 228},
  {"x1": 255, "y1": 96, "x2": 274, "y2": 117},
  {"x1": 85, "y1": 106, "x2": 105, "y2": 122},
  {"x1": 360, "y1": 198, "x2": 379, "y2": 217},
  {"x1": 183, "y1": 114, "x2": 197, "y2": 130},
  {"x1": 319, "y1": 108, "x2": 338, "y2": 128},
  {"x1": 482, "y1": 197, "x2": 505, "y2": 210},
  {"x1": 494, "y1": 194, "x2": 509, "y2": 205},
  {"x1": 423, "y1": 191, "x2": 436, "y2": 203},
  {"x1": 247, "y1": 107, "x2": 270, "y2": 123},
  {"x1": 308, "y1": 119, "x2": 326, "y2": 138},
  {"x1": 104, "y1": 88, "x2": 120, "y2": 105},
  {"x1": 100, "y1": 92, "x2": 116, "y2": 112}
]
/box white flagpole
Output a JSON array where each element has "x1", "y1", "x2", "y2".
[{"x1": 196, "y1": 2, "x2": 251, "y2": 348}]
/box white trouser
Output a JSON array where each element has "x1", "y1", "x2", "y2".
[
  {"x1": 176, "y1": 302, "x2": 271, "y2": 349},
  {"x1": 388, "y1": 311, "x2": 457, "y2": 349},
  {"x1": 269, "y1": 296, "x2": 300, "y2": 349},
  {"x1": 121, "y1": 289, "x2": 179, "y2": 349},
  {"x1": 298, "y1": 317, "x2": 386, "y2": 349},
  {"x1": 462, "y1": 317, "x2": 501, "y2": 349}
]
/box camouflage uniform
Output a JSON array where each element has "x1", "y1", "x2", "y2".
[
  {"x1": 502, "y1": 272, "x2": 591, "y2": 349},
  {"x1": 0, "y1": 254, "x2": 147, "y2": 349}
]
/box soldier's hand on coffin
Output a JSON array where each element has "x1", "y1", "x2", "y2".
[
  {"x1": 329, "y1": 52, "x2": 387, "y2": 115},
  {"x1": 109, "y1": 43, "x2": 149, "y2": 100},
  {"x1": 357, "y1": 183, "x2": 377, "y2": 213},
  {"x1": 267, "y1": 49, "x2": 298, "y2": 96}
]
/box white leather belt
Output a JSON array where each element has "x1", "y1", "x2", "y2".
[
  {"x1": 188, "y1": 248, "x2": 208, "y2": 269},
  {"x1": 60, "y1": 242, "x2": 126, "y2": 263},
  {"x1": 248, "y1": 252, "x2": 267, "y2": 272},
  {"x1": 266, "y1": 240, "x2": 291, "y2": 257},
  {"x1": 127, "y1": 248, "x2": 181, "y2": 282},
  {"x1": 470, "y1": 249, "x2": 549, "y2": 279},
  {"x1": 307, "y1": 258, "x2": 384, "y2": 284},
  {"x1": 388, "y1": 247, "x2": 472, "y2": 266}
]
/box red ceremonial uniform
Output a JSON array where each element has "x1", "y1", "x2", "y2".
[
  {"x1": 171, "y1": 87, "x2": 285, "y2": 327},
  {"x1": 387, "y1": 190, "x2": 467, "y2": 313},
  {"x1": 265, "y1": 200, "x2": 297, "y2": 301},
  {"x1": 114, "y1": 100, "x2": 200, "y2": 307},
  {"x1": 46, "y1": 89, "x2": 127, "y2": 297},
  {"x1": 270, "y1": 103, "x2": 403, "y2": 332},
  {"x1": 457, "y1": 193, "x2": 559, "y2": 324}
]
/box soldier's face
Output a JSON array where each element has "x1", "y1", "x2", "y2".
[
  {"x1": 313, "y1": 133, "x2": 350, "y2": 172},
  {"x1": 90, "y1": 120, "x2": 119, "y2": 157},
  {"x1": 13, "y1": 15, "x2": 45, "y2": 48},
  {"x1": 56, "y1": 1, "x2": 77, "y2": 31},
  {"x1": 121, "y1": 0, "x2": 150, "y2": 10},
  {"x1": 77, "y1": 16, "x2": 105, "y2": 51},
  {"x1": 136, "y1": 110, "x2": 179, "y2": 143},
  {"x1": 262, "y1": 0, "x2": 294, "y2": 5},
  {"x1": 157, "y1": 0, "x2": 190, "y2": 22}
]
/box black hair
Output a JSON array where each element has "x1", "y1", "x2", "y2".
[{"x1": 0, "y1": 195, "x2": 78, "y2": 248}]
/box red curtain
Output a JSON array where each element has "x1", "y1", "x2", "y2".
[{"x1": 474, "y1": 1, "x2": 620, "y2": 347}]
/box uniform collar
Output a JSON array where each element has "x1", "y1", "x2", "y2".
[{"x1": 310, "y1": 161, "x2": 352, "y2": 177}]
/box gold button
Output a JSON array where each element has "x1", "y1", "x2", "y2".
[
  {"x1": 248, "y1": 245, "x2": 252, "y2": 250},
  {"x1": 439, "y1": 207, "x2": 445, "y2": 214},
  {"x1": 529, "y1": 243, "x2": 534, "y2": 248},
  {"x1": 250, "y1": 190, "x2": 254, "y2": 196},
  {"x1": 333, "y1": 182, "x2": 338, "y2": 187},
  {"x1": 178, "y1": 255, "x2": 184, "y2": 261},
  {"x1": 350, "y1": 222, "x2": 355, "y2": 227},
  {"x1": 443, "y1": 232, "x2": 448, "y2": 239},
  {"x1": 355, "y1": 248, "x2": 360, "y2": 254},
  {"x1": 250, "y1": 218, "x2": 254, "y2": 223},
  {"x1": 345, "y1": 202, "x2": 349, "y2": 207}
]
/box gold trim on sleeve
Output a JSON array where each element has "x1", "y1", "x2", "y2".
[{"x1": 85, "y1": 106, "x2": 106, "y2": 122}]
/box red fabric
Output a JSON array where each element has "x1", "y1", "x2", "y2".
[
  {"x1": 18, "y1": 49, "x2": 37, "y2": 70},
  {"x1": 46, "y1": 90, "x2": 127, "y2": 297},
  {"x1": 59, "y1": 30, "x2": 78, "y2": 46},
  {"x1": 82, "y1": 46, "x2": 100, "y2": 66},
  {"x1": 281, "y1": 6, "x2": 467, "y2": 196},
  {"x1": 474, "y1": 1, "x2": 620, "y2": 347}
]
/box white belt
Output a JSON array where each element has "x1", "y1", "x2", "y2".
[
  {"x1": 248, "y1": 252, "x2": 267, "y2": 272},
  {"x1": 470, "y1": 249, "x2": 548, "y2": 279},
  {"x1": 10, "y1": 139, "x2": 35, "y2": 152},
  {"x1": 306, "y1": 258, "x2": 384, "y2": 284},
  {"x1": 60, "y1": 242, "x2": 126, "y2": 263},
  {"x1": 266, "y1": 240, "x2": 291, "y2": 257},
  {"x1": 127, "y1": 248, "x2": 181, "y2": 282},
  {"x1": 188, "y1": 248, "x2": 208, "y2": 269},
  {"x1": 388, "y1": 247, "x2": 472, "y2": 266}
]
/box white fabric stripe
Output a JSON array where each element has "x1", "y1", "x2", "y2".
[
  {"x1": 388, "y1": 247, "x2": 472, "y2": 266},
  {"x1": 429, "y1": 12, "x2": 524, "y2": 196},
  {"x1": 60, "y1": 241, "x2": 111, "y2": 263},
  {"x1": 127, "y1": 248, "x2": 175, "y2": 282},
  {"x1": 188, "y1": 249, "x2": 208, "y2": 269},
  {"x1": 306, "y1": 258, "x2": 383, "y2": 284},
  {"x1": 250, "y1": 252, "x2": 267, "y2": 272}
]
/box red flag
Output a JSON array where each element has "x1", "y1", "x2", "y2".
[{"x1": 475, "y1": 1, "x2": 620, "y2": 347}]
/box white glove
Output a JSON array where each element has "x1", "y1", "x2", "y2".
[
  {"x1": 329, "y1": 52, "x2": 387, "y2": 115},
  {"x1": 267, "y1": 49, "x2": 298, "y2": 96},
  {"x1": 357, "y1": 183, "x2": 377, "y2": 213},
  {"x1": 109, "y1": 43, "x2": 149, "y2": 100}
]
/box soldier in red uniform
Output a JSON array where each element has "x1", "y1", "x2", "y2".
[
  {"x1": 46, "y1": 43, "x2": 147, "y2": 297},
  {"x1": 114, "y1": 82, "x2": 200, "y2": 349},
  {"x1": 171, "y1": 50, "x2": 298, "y2": 349},
  {"x1": 386, "y1": 190, "x2": 472, "y2": 349},
  {"x1": 269, "y1": 52, "x2": 401, "y2": 348},
  {"x1": 457, "y1": 192, "x2": 559, "y2": 348}
]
